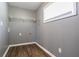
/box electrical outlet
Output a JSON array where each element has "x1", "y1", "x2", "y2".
[
  {"x1": 19, "y1": 33, "x2": 22, "y2": 36},
  {"x1": 8, "y1": 28, "x2": 10, "y2": 32},
  {"x1": 0, "y1": 21, "x2": 3, "y2": 26},
  {"x1": 58, "y1": 48, "x2": 62, "y2": 53}
]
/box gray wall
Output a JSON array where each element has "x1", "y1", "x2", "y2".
[
  {"x1": 0, "y1": 2, "x2": 8, "y2": 56},
  {"x1": 8, "y1": 6, "x2": 36, "y2": 44},
  {"x1": 36, "y1": 3, "x2": 79, "y2": 57}
]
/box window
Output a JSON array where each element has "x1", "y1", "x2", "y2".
[{"x1": 43, "y1": 2, "x2": 77, "y2": 23}]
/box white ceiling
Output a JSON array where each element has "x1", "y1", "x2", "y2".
[{"x1": 8, "y1": 2, "x2": 42, "y2": 11}]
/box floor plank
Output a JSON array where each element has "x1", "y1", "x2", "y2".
[{"x1": 6, "y1": 44, "x2": 50, "y2": 57}]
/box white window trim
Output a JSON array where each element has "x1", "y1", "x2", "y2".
[{"x1": 43, "y1": 2, "x2": 77, "y2": 23}]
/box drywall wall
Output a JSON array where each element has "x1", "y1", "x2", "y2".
[
  {"x1": 0, "y1": 2, "x2": 8, "y2": 56},
  {"x1": 36, "y1": 2, "x2": 79, "y2": 57},
  {"x1": 8, "y1": 6, "x2": 36, "y2": 44}
]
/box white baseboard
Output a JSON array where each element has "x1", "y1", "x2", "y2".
[
  {"x1": 9, "y1": 42, "x2": 36, "y2": 47},
  {"x1": 3, "y1": 45, "x2": 11, "y2": 57},
  {"x1": 3, "y1": 42, "x2": 36, "y2": 57},
  {"x1": 34, "y1": 42, "x2": 56, "y2": 57},
  {"x1": 3, "y1": 42, "x2": 56, "y2": 57}
]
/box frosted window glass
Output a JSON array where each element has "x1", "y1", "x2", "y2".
[{"x1": 43, "y1": 2, "x2": 76, "y2": 23}]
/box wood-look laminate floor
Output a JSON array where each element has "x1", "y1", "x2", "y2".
[{"x1": 6, "y1": 44, "x2": 50, "y2": 57}]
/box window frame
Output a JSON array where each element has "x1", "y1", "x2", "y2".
[{"x1": 43, "y1": 2, "x2": 77, "y2": 23}]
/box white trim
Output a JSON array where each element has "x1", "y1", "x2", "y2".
[
  {"x1": 35, "y1": 42, "x2": 56, "y2": 57},
  {"x1": 43, "y1": 2, "x2": 77, "y2": 23},
  {"x1": 3, "y1": 42, "x2": 56, "y2": 57},
  {"x1": 3, "y1": 46, "x2": 11, "y2": 57},
  {"x1": 9, "y1": 42, "x2": 36, "y2": 47},
  {"x1": 3, "y1": 42, "x2": 36, "y2": 57}
]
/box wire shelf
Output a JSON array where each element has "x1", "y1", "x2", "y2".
[{"x1": 8, "y1": 17, "x2": 36, "y2": 23}]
